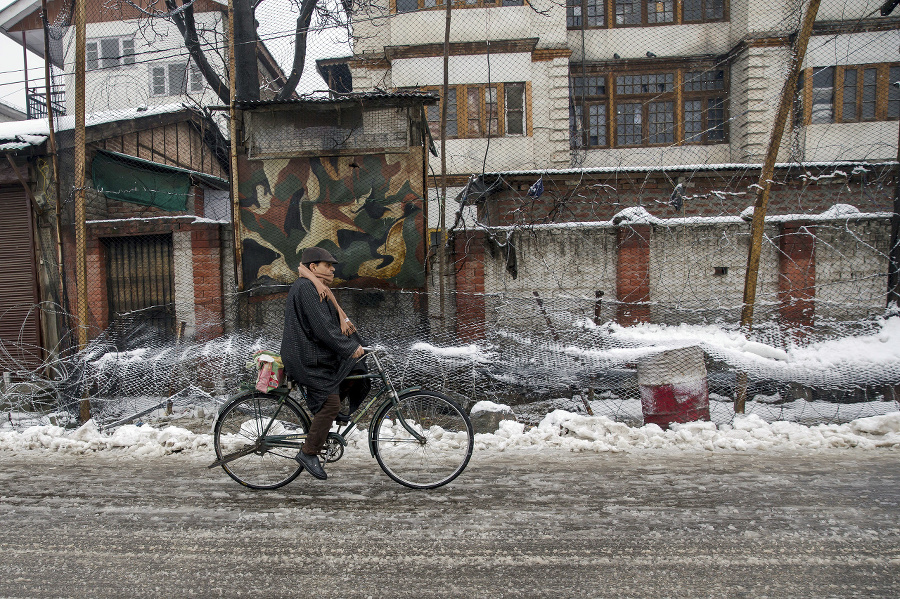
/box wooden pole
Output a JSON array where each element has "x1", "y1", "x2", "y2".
[
  {"x1": 228, "y1": 0, "x2": 244, "y2": 291},
  {"x1": 888, "y1": 105, "x2": 900, "y2": 306},
  {"x1": 40, "y1": 0, "x2": 67, "y2": 332},
  {"x1": 73, "y1": 0, "x2": 89, "y2": 422},
  {"x1": 437, "y1": 2, "x2": 451, "y2": 334},
  {"x1": 22, "y1": 31, "x2": 28, "y2": 108},
  {"x1": 737, "y1": 0, "x2": 821, "y2": 414}
]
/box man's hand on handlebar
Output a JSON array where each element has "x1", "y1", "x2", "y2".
[{"x1": 351, "y1": 345, "x2": 365, "y2": 359}]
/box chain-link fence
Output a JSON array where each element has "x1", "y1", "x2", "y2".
[{"x1": 0, "y1": 0, "x2": 898, "y2": 432}]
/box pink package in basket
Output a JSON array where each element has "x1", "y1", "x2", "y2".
[
  {"x1": 254, "y1": 352, "x2": 285, "y2": 392},
  {"x1": 255, "y1": 363, "x2": 274, "y2": 392}
]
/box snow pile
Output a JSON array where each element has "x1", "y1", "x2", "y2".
[
  {"x1": 598, "y1": 316, "x2": 900, "y2": 386},
  {"x1": 612, "y1": 206, "x2": 662, "y2": 225},
  {"x1": 2, "y1": 410, "x2": 899, "y2": 457},
  {"x1": 471, "y1": 400, "x2": 515, "y2": 416},
  {"x1": 0, "y1": 420, "x2": 213, "y2": 457},
  {"x1": 476, "y1": 411, "x2": 900, "y2": 453},
  {"x1": 410, "y1": 342, "x2": 492, "y2": 362}
]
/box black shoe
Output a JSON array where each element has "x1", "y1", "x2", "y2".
[
  {"x1": 295, "y1": 450, "x2": 327, "y2": 480},
  {"x1": 335, "y1": 412, "x2": 351, "y2": 424}
]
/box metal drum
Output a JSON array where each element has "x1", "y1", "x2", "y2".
[{"x1": 637, "y1": 346, "x2": 710, "y2": 429}]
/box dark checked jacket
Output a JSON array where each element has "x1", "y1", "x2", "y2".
[{"x1": 280, "y1": 278, "x2": 365, "y2": 413}]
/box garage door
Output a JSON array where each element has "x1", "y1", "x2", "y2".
[{"x1": 0, "y1": 188, "x2": 42, "y2": 373}]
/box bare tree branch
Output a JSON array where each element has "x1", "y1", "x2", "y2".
[
  {"x1": 276, "y1": 0, "x2": 317, "y2": 100},
  {"x1": 164, "y1": 0, "x2": 230, "y2": 104}
]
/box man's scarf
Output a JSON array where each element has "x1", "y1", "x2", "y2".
[{"x1": 297, "y1": 263, "x2": 355, "y2": 336}]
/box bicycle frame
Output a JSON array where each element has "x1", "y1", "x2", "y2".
[{"x1": 211, "y1": 350, "x2": 426, "y2": 468}]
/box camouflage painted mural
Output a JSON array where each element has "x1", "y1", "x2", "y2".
[{"x1": 238, "y1": 149, "x2": 426, "y2": 289}]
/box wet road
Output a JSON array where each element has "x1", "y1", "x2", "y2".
[{"x1": 0, "y1": 448, "x2": 898, "y2": 598}]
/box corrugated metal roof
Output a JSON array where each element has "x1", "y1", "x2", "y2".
[{"x1": 0, "y1": 103, "x2": 191, "y2": 149}]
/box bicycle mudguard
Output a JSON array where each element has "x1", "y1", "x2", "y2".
[{"x1": 366, "y1": 388, "x2": 432, "y2": 458}]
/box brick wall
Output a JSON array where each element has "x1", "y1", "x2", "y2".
[
  {"x1": 477, "y1": 215, "x2": 890, "y2": 336},
  {"x1": 778, "y1": 222, "x2": 816, "y2": 332},
  {"x1": 191, "y1": 225, "x2": 224, "y2": 339},
  {"x1": 453, "y1": 230, "x2": 486, "y2": 340},
  {"x1": 102, "y1": 188, "x2": 197, "y2": 220},
  {"x1": 616, "y1": 225, "x2": 651, "y2": 325},
  {"x1": 83, "y1": 234, "x2": 109, "y2": 332},
  {"x1": 480, "y1": 165, "x2": 894, "y2": 227},
  {"x1": 68, "y1": 216, "x2": 225, "y2": 340}
]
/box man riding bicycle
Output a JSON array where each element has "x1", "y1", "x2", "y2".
[{"x1": 280, "y1": 247, "x2": 368, "y2": 480}]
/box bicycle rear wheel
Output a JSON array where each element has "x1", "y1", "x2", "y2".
[
  {"x1": 213, "y1": 392, "x2": 308, "y2": 490},
  {"x1": 371, "y1": 391, "x2": 473, "y2": 489}
]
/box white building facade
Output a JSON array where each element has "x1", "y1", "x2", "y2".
[{"x1": 343, "y1": 0, "x2": 900, "y2": 173}]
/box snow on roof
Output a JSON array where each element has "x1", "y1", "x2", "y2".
[
  {"x1": 481, "y1": 160, "x2": 896, "y2": 177},
  {"x1": 0, "y1": 103, "x2": 191, "y2": 149},
  {"x1": 86, "y1": 215, "x2": 229, "y2": 226},
  {"x1": 235, "y1": 90, "x2": 439, "y2": 108},
  {"x1": 487, "y1": 205, "x2": 891, "y2": 231}
]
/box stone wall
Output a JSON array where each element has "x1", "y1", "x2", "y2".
[{"x1": 451, "y1": 212, "x2": 891, "y2": 338}]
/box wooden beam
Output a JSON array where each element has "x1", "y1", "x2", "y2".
[
  {"x1": 5, "y1": 156, "x2": 41, "y2": 214},
  {"x1": 74, "y1": 0, "x2": 90, "y2": 421},
  {"x1": 738, "y1": 0, "x2": 822, "y2": 414}
]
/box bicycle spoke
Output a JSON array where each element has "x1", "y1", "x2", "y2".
[
  {"x1": 213, "y1": 393, "x2": 308, "y2": 490},
  {"x1": 372, "y1": 391, "x2": 473, "y2": 489}
]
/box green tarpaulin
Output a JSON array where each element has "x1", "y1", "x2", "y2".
[{"x1": 92, "y1": 151, "x2": 191, "y2": 212}]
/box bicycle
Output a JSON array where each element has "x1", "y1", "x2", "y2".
[{"x1": 209, "y1": 348, "x2": 474, "y2": 490}]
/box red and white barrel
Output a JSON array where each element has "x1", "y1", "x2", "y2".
[{"x1": 637, "y1": 346, "x2": 710, "y2": 429}]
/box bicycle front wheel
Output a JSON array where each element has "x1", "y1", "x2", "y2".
[
  {"x1": 371, "y1": 391, "x2": 473, "y2": 489},
  {"x1": 214, "y1": 393, "x2": 308, "y2": 490}
]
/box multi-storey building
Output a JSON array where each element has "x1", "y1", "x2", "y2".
[
  {"x1": 0, "y1": 0, "x2": 286, "y2": 117},
  {"x1": 330, "y1": 1, "x2": 899, "y2": 175}
]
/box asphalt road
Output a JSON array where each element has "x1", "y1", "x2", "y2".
[{"x1": 0, "y1": 448, "x2": 898, "y2": 598}]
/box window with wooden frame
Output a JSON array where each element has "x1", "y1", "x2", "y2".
[
  {"x1": 799, "y1": 63, "x2": 900, "y2": 125},
  {"x1": 417, "y1": 83, "x2": 530, "y2": 139},
  {"x1": 683, "y1": 0, "x2": 725, "y2": 22},
  {"x1": 599, "y1": 0, "x2": 725, "y2": 27},
  {"x1": 569, "y1": 75, "x2": 609, "y2": 148},
  {"x1": 683, "y1": 69, "x2": 727, "y2": 143},
  {"x1": 567, "y1": 0, "x2": 606, "y2": 28},
  {"x1": 393, "y1": 0, "x2": 523, "y2": 13},
  {"x1": 570, "y1": 66, "x2": 728, "y2": 148},
  {"x1": 424, "y1": 88, "x2": 459, "y2": 139}
]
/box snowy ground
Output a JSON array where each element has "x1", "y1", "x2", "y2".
[
  {"x1": 2, "y1": 408, "x2": 899, "y2": 457},
  {"x1": 0, "y1": 446, "x2": 897, "y2": 597}
]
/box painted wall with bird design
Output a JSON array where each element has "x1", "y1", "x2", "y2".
[{"x1": 238, "y1": 149, "x2": 427, "y2": 289}]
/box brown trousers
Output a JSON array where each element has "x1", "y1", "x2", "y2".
[{"x1": 302, "y1": 393, "x2": 341, "y2": 455}]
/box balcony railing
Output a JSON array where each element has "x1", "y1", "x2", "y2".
[{"x1": 26, "y1": 85, "x2": 66, "y2": 120}]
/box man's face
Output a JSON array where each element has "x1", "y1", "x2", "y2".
[{"x1": 308, "y1": 261, "x2": 335, "y2": 285}]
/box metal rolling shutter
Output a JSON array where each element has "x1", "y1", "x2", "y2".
[
  {"x1": 0, "y1": 189, "x2": 42, "y2": 373},
  {"x1": 104, "y1": 234, "x2": 176, "y2": 349}
]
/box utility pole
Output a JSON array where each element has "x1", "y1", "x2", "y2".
[
  {"x1": 228, "y1": 0, "x2": 243, "y2": 291},
  {"x1": 41, "y1": 0, "x2": 69, "y2": 357},
  {"x1": 883, "y1": 0, "x2": 900, "y2": 306},
  {"x1": 437, "y1": 2, "x2": 451, "y2": 334},
  {"x1": 736, "y1": 0, "x2": 821, "y2": 413},
  {"x1": 74, "y1": 0, "x2": 89, "y2": 421}
]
